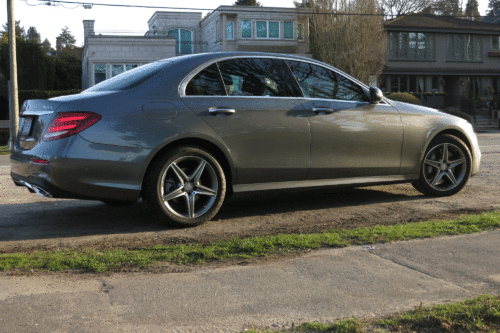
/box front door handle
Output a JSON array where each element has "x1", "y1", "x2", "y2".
[
  {"x1": 312, "y1": 107, "x2": 335, "y2": 115},
  {"x1": 209, "y1": 107, "x2": 236, "y2": 116}
]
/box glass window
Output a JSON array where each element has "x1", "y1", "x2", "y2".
[
  {"x1": 287, "y1": 60, "x2": 367, "y2": 102},
  {"x1": 168, "y1": 29, "x2": 193, "y2": 55},
  {"x1": 389, "y1": 32, "x2": 435, "y2": 60},
  {"x1": 94, "y1": 63, "x2": 106, "y2": 85},
  {"x1": 112, "y1": 64, "x2": 124, "y2": 77},
  {"x1": 297, "y1": 23, "x2": 304, "y2": 41},
  {"x1": 125, "y1": 64, "x2": 138, "y2": 71},
  {"x1": 284, "y1": 21, "x2": 294, "y2": 40},
  {"x1": 447, "y1": 34, "x2": 482, "y2": 61},
  {"x1": 227, "y1": 21, "x2": 234, "y2": 40},
  {"x1": 217, "y1": 58, "x2": 294, "y2": 97},
  {"x1": 492, "y1": 36, "x2": 499, "y2": 50},
  {"x1": 241, "y1": 20, "x2": 252, "y2": 38},
  {"x1": 185, "y1": 64, "x2": 225, "y2": 96},
  {"x1": 256, "y1": 21, "x2": 267, "y2": 38},
  {"x1": 85, "y1": 58, "x2": 176, "y2": 92},
  {"x1": 269, "y1": 22, "x2": 279, "y2": 38}
]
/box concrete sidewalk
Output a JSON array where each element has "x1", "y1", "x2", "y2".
[{"x1": 0, "y1": 230, "x2": 499, "y2": 332}]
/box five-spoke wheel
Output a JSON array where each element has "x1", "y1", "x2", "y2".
[
  {"x1": 143, "y1": 146, "x2": 226, "y2": 227},
  {"x1": 413, "y1": 135, "x2": 471, "y2": 197}
]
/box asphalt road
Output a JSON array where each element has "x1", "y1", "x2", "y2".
[{"x1": 0, "y1": 230, "x2": 498, "y2": 332}]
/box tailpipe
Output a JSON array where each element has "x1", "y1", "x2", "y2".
[{"x1": 18, "y1": 181, "x2": 53, "y2": 198}]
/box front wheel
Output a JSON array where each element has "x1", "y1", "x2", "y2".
[
  {"x1": 412, "y1": 134, "x2": 471, "y2": 197},
  {"x1": 143, "y1": 146, "x2": 226, "y2": 227}
]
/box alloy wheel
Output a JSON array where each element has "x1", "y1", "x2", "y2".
[{"x1": 423, "y1": 142, "x2": 467, "y2": 192}]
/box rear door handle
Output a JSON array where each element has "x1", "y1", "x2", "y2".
[
  {"x1": 209, "y1": 107, "x2": 236, "y2": 116},
  {"x1": 312, "y1": 107, "x2": 335, "y2": 115}
]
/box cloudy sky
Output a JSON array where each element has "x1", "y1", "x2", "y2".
[{"x1": 0, "y1": 0, "x2": 491, "y2": 48}]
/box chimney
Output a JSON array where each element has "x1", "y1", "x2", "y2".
[
  {"x1": 83, "y1": 20, "x2": 95, "y2": 44},
  {"x1": 56, "y1": 37, "x2": 63, "y2": 57}
]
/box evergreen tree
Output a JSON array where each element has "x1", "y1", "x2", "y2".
[
  {"x1": 488, "y1": 0, "x2": 500, "y2": 15},
  {"x1": 1, "y1": 20, "x2": 26, "y2": 41},
  {"x1": 26, "y1": 26, "x2": 41, "y2": 44},
  {"x1": 465, "y1": 0, "x2": 481, "y2": 20},
  {"x1": 233, "y1": 0, "x2": 261, "y2": 6},
  {"x1": 432, "y1": 0, "x2": 462, "y2": 16},
  {"x1": 57, "y1": 26, "x2": 76, "y2": 48}
]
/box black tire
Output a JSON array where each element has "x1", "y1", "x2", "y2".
[
  {"x1": 143, "y1": 146, "x2": 226, "y2": 227},
  {"x1": 412, "y1": 134, "x2": 472, "y2": 197}
]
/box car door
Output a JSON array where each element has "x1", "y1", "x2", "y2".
[
  {"x1": 285, "y1": 60, "x2": 404, "y2": 180},
  {"x1": 181, "y1": 57, "x2": 310, "y2": 184}
]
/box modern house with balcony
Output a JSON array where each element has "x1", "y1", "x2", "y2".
[
  {"x1": 81, "y1": 6, "x2": 310, "y2": 89},
  {"x1": 379, "y1": 14, "x2": 500, "y2": 108}
]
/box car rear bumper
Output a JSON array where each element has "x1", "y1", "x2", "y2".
[{"x1": 10, "y1": 135, "x2": 148, "y2": 202}]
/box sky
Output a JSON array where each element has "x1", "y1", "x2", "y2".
[{"x1": 0, "y1": 0, "x2": 491, "y2": 48}]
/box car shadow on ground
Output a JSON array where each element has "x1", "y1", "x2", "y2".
[{"x1": 0, "y1": 184, "x2": 424, "y2": 243}]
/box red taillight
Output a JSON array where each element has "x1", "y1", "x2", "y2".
[
  {"x1": 43, "y1": 112, "x2": 101, "y2": 141},
  {"x1": 33, "y1": 159, "x2": 50, "y2": 164}
]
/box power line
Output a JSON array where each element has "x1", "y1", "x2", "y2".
[{"x1": 30, "y1": 0, "x2": 492, "y2": 19}]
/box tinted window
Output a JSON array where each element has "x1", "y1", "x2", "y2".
[
  {"x1": 287, "y1": 61, "x2": 367, "y2": 102},
  {"x1": 185, "y1": 64, "x2": 225, "y2": 96},
  {"x1": 217, "y1": 58, "x2": 294, "y2": 97}
]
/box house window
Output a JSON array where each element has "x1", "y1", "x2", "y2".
[
  {"x1": 492, "y1": 36, "x2": 500, "y2": 50},
  {"x1": 389, "y1": 32, "x2": 435, "y2": 60},
  {"x1": 125, "y1": 64, "x2": 138, "y2": 71},
  {"x1": 447, "y1": 34, "x2": 481, "y2": 61},
  {"x1": 94, "y1": 64, "x2": 106, "y2": 85},
  {"x1": 256, "y1": 21, "x2": 280, "y2": 39},
  {"x1": 297, "y1": 23, "x2": 304, "y2": 41},
  {"x1": 241, "y1": 20, "x2": 252, "y2": 38},
  {"x1": 227, "y1": 21, "x2": 234, "y2": 40},
  {"x1": 167, "y1": 28, "x2": 193, "y2": 55},
  {"x1": 112, "y1": 64, "x2": 124, "y2": 77},
  {"x1": 284, "y1": 21, "x2": 294, "y2": 40}
]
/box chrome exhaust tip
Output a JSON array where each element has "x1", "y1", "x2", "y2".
[{"x1": 19, "y1": 181, "x2": 53, "y2": 198}]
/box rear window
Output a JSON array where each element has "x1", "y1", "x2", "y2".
[{"x1": 84, "y1": 59, "x2": 175, "y2": 92}]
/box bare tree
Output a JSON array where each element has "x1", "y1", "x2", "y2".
[
  {"x1": 307, "y1": 0, "x2": 387, "y2": 84},
  {"x1": 382, "y1": 0, "x2": 433, "y2": 19}
]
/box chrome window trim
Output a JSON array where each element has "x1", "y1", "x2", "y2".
[
  {"x1": 233, "y1": 174, "x2": 419, "y2": 192},
  {"x1": 179, "y1": 54, "x2": 372, "y2": 100}
]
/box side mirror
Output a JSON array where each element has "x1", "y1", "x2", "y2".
[{"x1": 369, "y1": 87, "x2": 383, "y2": 104}]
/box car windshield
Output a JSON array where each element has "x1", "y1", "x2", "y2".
[{"x1": 84, "y1": 58, "x2": 176, "y2": 92}]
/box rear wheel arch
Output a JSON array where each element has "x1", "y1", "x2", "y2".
[{"x1": 141, "y1": 138, "x2": 235, "y2": 196}]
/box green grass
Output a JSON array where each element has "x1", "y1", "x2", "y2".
[
  {"x1": 381, "y1": 295, "x2": 500, "y2": 332},
  {"x1": 1, "y1": 211, "x2": 499, "y2": 273},
  {"x1": 243, "y1": 295, "x2": 500, "y2": 332},
  {"x1": 0, "y1": 145, "x2": 9, "y2": 155}
]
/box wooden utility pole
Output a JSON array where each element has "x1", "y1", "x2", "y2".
[{"x1": 7, "y1": 0, "x2": 19, "y2": 148}]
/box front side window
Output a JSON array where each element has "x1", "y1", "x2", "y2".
[
  {"x1": 492, "y1": 36, "x2": 499, "y2": 50},
  {"x1": 241, "y1": 20, "x2": 252, "y2": 38},
  {"x1": 389, "y1": 32, "x2": 435, "y2": 60},
  {"x1": 447, "y1": 34, "x2": 482, "y2": 61},
  {"x1": 168, "y1": 28, "x2": 193, "y2": 55},
  {"x1": 94, "y1": 64, "x2": 106, "y2": 85},
  {"x1": 287, "y1": 60, "x2": 367, "y2": 102},
  {"x1": 217, "y1": 58, "x2": 294, "y2": 97},
  {"x1": 227, "y1": 21, "x2": 234, "y2": 40},
  {"x1": 256, "y1": 21, "x2": 280, "y2": 39},
  {"x1": 284, "y1": 21, "x2": 294, "y2": 40},
  {"x1": 185, "y1": 64, "x2": 225, "y2": 96}
]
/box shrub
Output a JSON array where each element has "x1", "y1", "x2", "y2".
[{"x1": 385, "y1": 92, "x2": 422, "y2": 105}]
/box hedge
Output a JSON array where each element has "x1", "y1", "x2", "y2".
[{"x1": 385, "y1": 92, "x2": 422, "y2": 106}]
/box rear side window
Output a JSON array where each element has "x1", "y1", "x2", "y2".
[
  {"x1": 286, "y1": 60, "x2": 367, "y2": 102},
  {"x1": 185, "y1": 64, "x2": 226, "y2": 96},
  {"x1": 217, "y1": 58, "x2": 295, "y2": 97}
]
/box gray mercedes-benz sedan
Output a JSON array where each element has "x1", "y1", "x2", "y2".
[{"x1": 11, "y1": 52, "x2": 481, "y2": 227}]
